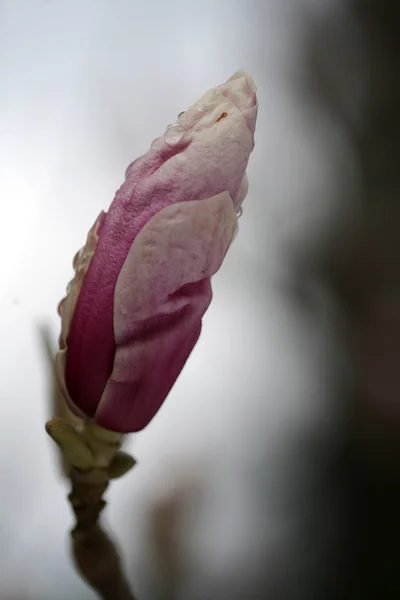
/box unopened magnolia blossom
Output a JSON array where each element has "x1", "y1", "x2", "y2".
[{"x1": 56, "y1": 71, "x2": 258, "y2": 433}]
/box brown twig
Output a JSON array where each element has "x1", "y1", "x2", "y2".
[
  {"x1": 69, "y1": 467, "x2": 137, "y2": 600},
  {"x1": 46, "y1": 418, "x2": 138, "y2": 600}
]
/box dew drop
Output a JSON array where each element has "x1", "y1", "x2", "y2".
[
  {"x1": 57, "y1": 299, "x2": 65, "y2": 317},
  {"x1": 151, "y1": 136, "x2": 164, "y2": 151},
  {"x1": 73, "y1": 249, "x2": 82, "y2": 269},
  {"x1": 164, "y1": 124, "x2": 185, "y2": 145}
]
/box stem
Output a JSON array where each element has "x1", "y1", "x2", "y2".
[
  {"x1": 46, "y1": 418, "x2": 138, "y2": 600},
  {"x1": 69, "y1": 467, "x2": 137, "y2": 600}
]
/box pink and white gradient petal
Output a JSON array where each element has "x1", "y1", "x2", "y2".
[{"x1": 95, "y1": 192, "x2": 238, "y2": 432}]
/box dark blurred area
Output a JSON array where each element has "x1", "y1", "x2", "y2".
[{"x1": 300, "y1": 1, "x2": 400, "y2": 598}]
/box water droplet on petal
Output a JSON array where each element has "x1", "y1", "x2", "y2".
[
  {"x1": 151, "y1": 136, "x2": 164, "y2": 151},
  {"x1": 57, "y1": 299, "x2": 65, "y2": 317},
  {"x1": 164, "y1": 124, "x2": 185, "y2": 145},
  {"x1": 73, "y1": 249, "x2": 82, "y2": 269}
]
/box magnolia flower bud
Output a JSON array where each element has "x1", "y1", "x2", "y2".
[{"x1": 56, "y1": 71, "x2": 258, "y2": 433}]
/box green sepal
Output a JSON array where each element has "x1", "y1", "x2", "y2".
[
  {"x1": 45, "y1": 418, "x2": 95, "y2": 470},
  {"x1": 108, "y1": 451, "x2": 137, "y2": 479}
]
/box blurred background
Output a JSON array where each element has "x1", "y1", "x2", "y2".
[{"x1": 1, "y1": 1, "x2": 399, "y2": 598}]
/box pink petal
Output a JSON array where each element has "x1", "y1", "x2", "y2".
[
  {"x1": 59, "y1": 212, "x2": 105, "y2": 350},
  {"x1": 56, "y1": 212, "x2": 106, "y2": 418},
  {"x1": 64, "y1": 71, "x2": 257, "y2": 420},
  {"x1": 94, "y1": 192, "x2": 238, "y2": 432}
]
